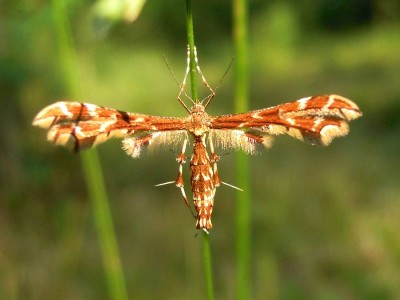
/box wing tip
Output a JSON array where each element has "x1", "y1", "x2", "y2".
[{"x1": 329, "y1": 94, "x2": 363, "y2": 121}]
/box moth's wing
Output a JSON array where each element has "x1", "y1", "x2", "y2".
[
  {"x1": 33, "y1": 101, "x2": 187, "y2": 151},
  {"x1": 210, "y1": 95, "x2": 362, "y2": 151},
  {"x1": 121, "y1": 131, "x2": 187, "y2": 158},
  {"x1": 209, "y1": 128, "x2": 272, "y2": 155}
]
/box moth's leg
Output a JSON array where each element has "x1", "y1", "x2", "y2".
[
  {"x1": 176, "y1": 46, "x2": 192, "y2": 112},
  {"x1": 208, "y1": 135, "x2": 221, "y2": 187},
  {"x1": 175, "y1": 137, "x2": 197, "y2": 220},
  {"x1": 193, "y1": 46, "x2": 215, "y2": 98},
  {"x1": 175, "y1": 137, "x2": 190, "y2": 207},
  {"x1": 208, "y1": 134, "x2": 243, "y2": 192},
  {"x1": 179, "y1": 45, "x2": 191, "y2": 96}
]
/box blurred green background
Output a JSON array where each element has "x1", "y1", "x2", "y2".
[{"x1": 1, "y1": 0, "x2": 400, "y2": 299}]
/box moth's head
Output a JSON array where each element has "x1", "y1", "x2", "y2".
[{"x1": 190, "y1": 102, "x2": 206, "y2": 113}]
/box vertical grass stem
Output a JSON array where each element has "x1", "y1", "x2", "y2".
[
  {"x1": 185, "y1": 0, "x2": 214, "y2": 299},
  {"x1": 233, "y1": 0, "x2": 251, "y2": 299},
  {"x1": 51, "y1": 1, "x2": 128, "y2": 299}
]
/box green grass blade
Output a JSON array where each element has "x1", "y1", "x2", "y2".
[
  {"x1": 232, "y1": 0, "x2": 251, "y2": 299},
  {"x1": 80, "y1": 151, "x2": 129, "y2": 300},
  {"x1": 202, "y1": 233, "x2": 214, "y2": 300},
  {"x1": 186, "y1": 0, "x2": 199, "y2": 100},
  {"x1": 185, "y1": 0, "x2": 214, "y2": 299},
  {"x1": 51, "y1": 1, "x2": 128, "y2": 299}
]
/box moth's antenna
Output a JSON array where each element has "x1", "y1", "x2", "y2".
[
  {"x1": 203, "y1": 57, "x2": 235, "y2": 109},
  {"x1": 215, "y1": 58, "x2": 234, "y2": 93},
  {"x1": 163, "y1": 55, "x2": 192, "y2": 113}
]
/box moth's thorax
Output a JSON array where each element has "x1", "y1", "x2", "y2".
[{"x1": 186, "y1": 103, "x2": 211, "y2": 137}]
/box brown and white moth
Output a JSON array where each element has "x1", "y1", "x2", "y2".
[{"x1": 33, "y1": 47, "x2": 362, "y2": 232}]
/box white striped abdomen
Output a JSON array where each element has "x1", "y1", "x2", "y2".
[{"x1": 190, "y1": 137, "x2": 216, "y2": 229}]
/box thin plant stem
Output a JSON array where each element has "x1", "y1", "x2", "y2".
[
  {"x1": 202, "y1": 233, "x2": 214, "y2": 300},
  {"x1": 51, "y1": 1, "x2": 128, "y2": 299},
  {"x1": 185, "y1": 0, "x2": 214, "y2": 299},
  {"x1": 186, "y1": 0, "x2": 199, "y2": 100},
  {"x1": 233, "y1": 0, "x2": 251, "y2": 299}
]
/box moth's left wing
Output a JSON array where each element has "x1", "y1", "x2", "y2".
[
  {"x1": 210, "y1": 95, "x2": 362, "y2": 153},
  {"x1": 33, "y1": 101, "x2": 187, "y2": 152}
]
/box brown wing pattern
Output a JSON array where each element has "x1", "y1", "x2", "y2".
[
  {"x1": 211, "y1": 95, "x2": 362, "y2": 146},
  {"x1": 32, "y1": 101, "x2": 186, "y2": 151}
]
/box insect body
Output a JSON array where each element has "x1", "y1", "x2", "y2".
[{"x1": 33, "y1": 48, "x2": 362, "y2": 231}]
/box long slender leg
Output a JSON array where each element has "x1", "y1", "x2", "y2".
[
  {"x1": 175, "y1": 137, "x2": 189, "y2": 206},
  {"x1": 175, "y1": 137, "x2": 197, "y2": 220},
  {"x1": 192, "y1": 46, "x2": 216, "y2": 108},
  {"x1": 208, "y1": 135, "x2": 221, "y2": 188},
  {"x1": 179, "y1": 45, "x2": 191, "y2": 95},
  {"x1": 176, "y1": 46, "x2": 192, "y2": 112},
  {"x1": 208, "y1": 134, "x2": 243, "y2": 192},
  {"x1": 177, "y1": 45, "x2": 216, "y2": 110}
]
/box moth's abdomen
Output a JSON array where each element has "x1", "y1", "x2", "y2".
[
  {"x1": 190, "y1": 138, "x2": 216, "y2": 230},
  {"x1": 193, "y1": 194, "x2": 214, "y2": 230}
]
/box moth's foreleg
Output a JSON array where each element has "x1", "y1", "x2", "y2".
[
  {"x1": 175, "y1": 46, "x2": 192, "y2": 113},
  {"x1": 192, "y1": 46, "x2": 216, "y2": 108}
]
